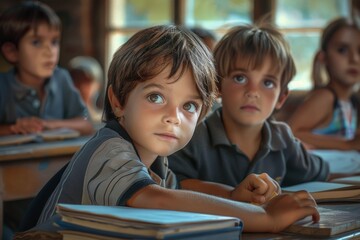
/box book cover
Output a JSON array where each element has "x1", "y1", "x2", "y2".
[
  {"x1": 331, "y1": 176, "x2": 360, "y2": 186},
  {"x1": 56, "y1": 204, "x2": 242, "y2": 239},
  {"x1": 59, "y1": 224, "x2": 242, "y2": 240},
  {"x1": 283, "y1": 205, "x2": 360, "y2": 237},
  {"x1": 282, "y1": 181, "x2": 360, "y2": 203}
]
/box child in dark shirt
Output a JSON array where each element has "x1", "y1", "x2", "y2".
[{"x1": 169, "y1": 22, "x2": 329, "y2": 203}]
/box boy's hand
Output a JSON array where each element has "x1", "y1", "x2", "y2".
[
  {"x1": 10, "y1": 116, "x2": 44, "y2": 134},
  {"x1": 230, "y1": 173, "x2": 281, "y2": 204},
  {"x1": 263, "y1": 190, "x2": 320, "y2": 233}
]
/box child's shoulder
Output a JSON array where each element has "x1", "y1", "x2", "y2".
[
  {"x1": 49, "y1": 67, "x2": 77, "y2": 89},
  {"x1": 268, "y1": 119, "x2": 291, "y2": 130},
  {"x1": 267, "y1": 120, "x2": 294, "y2": 138},
  {"x1": 0, "y1": 68, "x2": 15, "y2": 79},
  {"x1": 0, "y1": 69, "x2": 15, "y2": 95},
  {"x1": 85, "y1": 126, "x2": 135, "y2": 154},
  {"x1": 305, "y1": 88, "x2": 336, "y2": 103},
  {"x1": 292, "y1": 88, "x2": 336, "y2": 113},
  {"x1": 52, "y1": 66, "x2": 72, "y2": 79}
]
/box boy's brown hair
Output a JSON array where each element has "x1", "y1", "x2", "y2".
[
  {"x1": 104, "y1": 25, "x2": 218, "y2": 122},
  {"x1": 0, "y1": 1, "x2": 61, "y2": 62},
  {"x1": 214, "y1": 22, "x2": 296, "y2": 95}
]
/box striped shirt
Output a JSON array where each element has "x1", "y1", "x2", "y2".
[{"x1": 38, "y1": 120, "x2": 177, "y2": 224}]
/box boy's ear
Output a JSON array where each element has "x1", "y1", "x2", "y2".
[
  {"x1": 275, "y1": 89, "x2": 289, "y2": 110},
  {"x1": 1, "y1": 42, "x2": 18, "y2": 63},
  {"x1": 107, "y1": 85, "x2": 124, "y2": 117}
]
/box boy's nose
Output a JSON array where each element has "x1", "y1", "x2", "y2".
[
  {"x1": 245, "y1": 84, "x2": 260, "y2": 98},
  {"x1": 350, "y1": 50, "x2": 360, "y2": 63},
  {"x1": 44, "y1": 43, "x2": 55, "y2": 55},
  {"x1": 246, "y1": 91, "x2": 260, "y2": 98},
  {"x1": 164, "y1": 107, "x2": 181, "y2": 125}
]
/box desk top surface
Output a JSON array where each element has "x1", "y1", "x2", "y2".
[{"x1": 0, "y1": 136, "x2": 91, "y2": 162}]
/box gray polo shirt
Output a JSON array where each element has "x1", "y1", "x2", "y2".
[
  {"x1": 169, "y1": 108, "x2": 329, "y2": 187},
  {"x1": 0, "y1": 67, "x2": 88, "y2": 123},
  {"x1": 38, "y1": 120, "x2": 177, "y2": 224}
]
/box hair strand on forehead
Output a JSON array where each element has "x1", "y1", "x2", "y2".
[{"x1": 214, "y1": 22, "x2": 296, "y2": 94}]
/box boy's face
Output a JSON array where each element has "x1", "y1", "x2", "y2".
[
  {"x1": 220, "y1": 56, "x2": 287, "y2": 130},
  {"x1": 110, "y1": 65, "x2": 203, "y2": 165},
  {"x1": 15, "y1": 23, "x2": 60, "y2": 83}
]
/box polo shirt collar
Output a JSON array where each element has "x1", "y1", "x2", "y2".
[
  {"x1": 261, "y1": 120, "x2": 288, "y2": 151},
  {"x1": 207, "y1": 108, "x2": 233, "y2": 146},
  {"x1": 207, "y1": 108, "x2": 287, "y2": 151},
  {"x1": 105, "y1": 119, "x2": 132, "y2": 143},
  {"x1": 10, "y1": 68, "x2": 54, "y2": 101}
]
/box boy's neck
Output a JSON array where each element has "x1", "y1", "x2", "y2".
[
  {"x1": 16, "y1": 71, "x2": 47, "y2": 89},
  {"x1": 16, "y1": 72, "x2": 47, "y2": 100}
]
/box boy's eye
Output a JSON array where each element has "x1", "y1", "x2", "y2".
[
  {"x1": 31, "y1": 39, "x2": 41, "y2": 47},
  {"x1": 264, "y1": 80, "x2": 275, "y2": 89},
  {"x1": 338, "y1": 46, "x2": 348, "y2": 54},
  {"x1": 233, "y1": 75, "x2": 247, "y2": 84},
  {"x1": 52, "y1": 39, "x2": 60, "y2": 46},
  {"x1": 183, "y1": 102, "x2": 198, "y2": 113},
  {"x1": 147, "y1": 93, "x2": 164, "y2": 104}
]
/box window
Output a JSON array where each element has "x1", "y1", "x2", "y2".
[
  {"x1": 107, "y1": 0, "x2": 172, "y2": 68},
  {"x1": 275, "y1": 0, "x2": 351, "y2": 90},
  {"x1": 106, "y1": 0, "x2": 251, "y2": 70},
  {"x1": 106, "y1": 0, "x2": 353, "y2": 90},
  {"x1": 184, "y1": 0, "x2": 251, "y2": 28}
]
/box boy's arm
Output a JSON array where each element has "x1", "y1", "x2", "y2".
[
  {"x1": 180, "y1": 173, "x2": 281, "y2": 204},
  {"x1": 127, "y1": 184, "x2": 319, "y2": 233},
  {"x1": 0, "y1": 124, "x2": 14, "y2": 136},
  {"x1": 0, "y1": 117, "x2": 94, "y2": 136},
  {"x1": 292, "y1": 132, "x2": 360, "y2": 150}
]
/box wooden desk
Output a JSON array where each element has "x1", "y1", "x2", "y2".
[
  {"x1": 242, "y1": 203, "x2": 360, "y2": 239},
  {"x1": 0, "y1": 136, "x2": 90, "y2": 237}
]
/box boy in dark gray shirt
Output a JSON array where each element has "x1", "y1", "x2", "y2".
[{"x1": 169, "y1": 22, "x2": 329, "y2": 203}]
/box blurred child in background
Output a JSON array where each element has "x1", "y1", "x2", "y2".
[
  {"x1": 288, "y1": 17, "x2": 360, "y2": 150},
  {"x1": 69, "y1": 56, "x2": 104, "y2": 124},
  {"x1": 0, "y1": 2, "x2": 93, "y2": 137},
  {"x1": 0, "y1": 2, "x2": 93, "y2": 238}
]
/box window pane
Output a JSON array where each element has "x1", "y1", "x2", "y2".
[
  {"x1": 285, "y1": 33, "x2": 320, "y2": 90},
  {"x1": 109, "y1": 0, "x2": 171, "y2": 28},
  {"x1": 185, "y1": 0, "x2": 251, "y2": 28},
  {"x1": 276, "y1": 0, "x2": 350, "y2": 28},
  {"x1": 107, "y1": 33, "x2": 131, "y2": 67}
]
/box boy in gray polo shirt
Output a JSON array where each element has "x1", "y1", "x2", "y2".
[
  {"x1": 169, "y1": 22, "x2": 330, "y2": 204},
  {"x1": 32, "y1": 25, "x2": 320, "y2": 235}
]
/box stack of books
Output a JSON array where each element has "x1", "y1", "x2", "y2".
[
  {"x1": 56, "y1": 204, "x2": 242, "y2": 240},
  {"x1": 282, "y1": 181, "x2": 360, "y2": 237}
]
